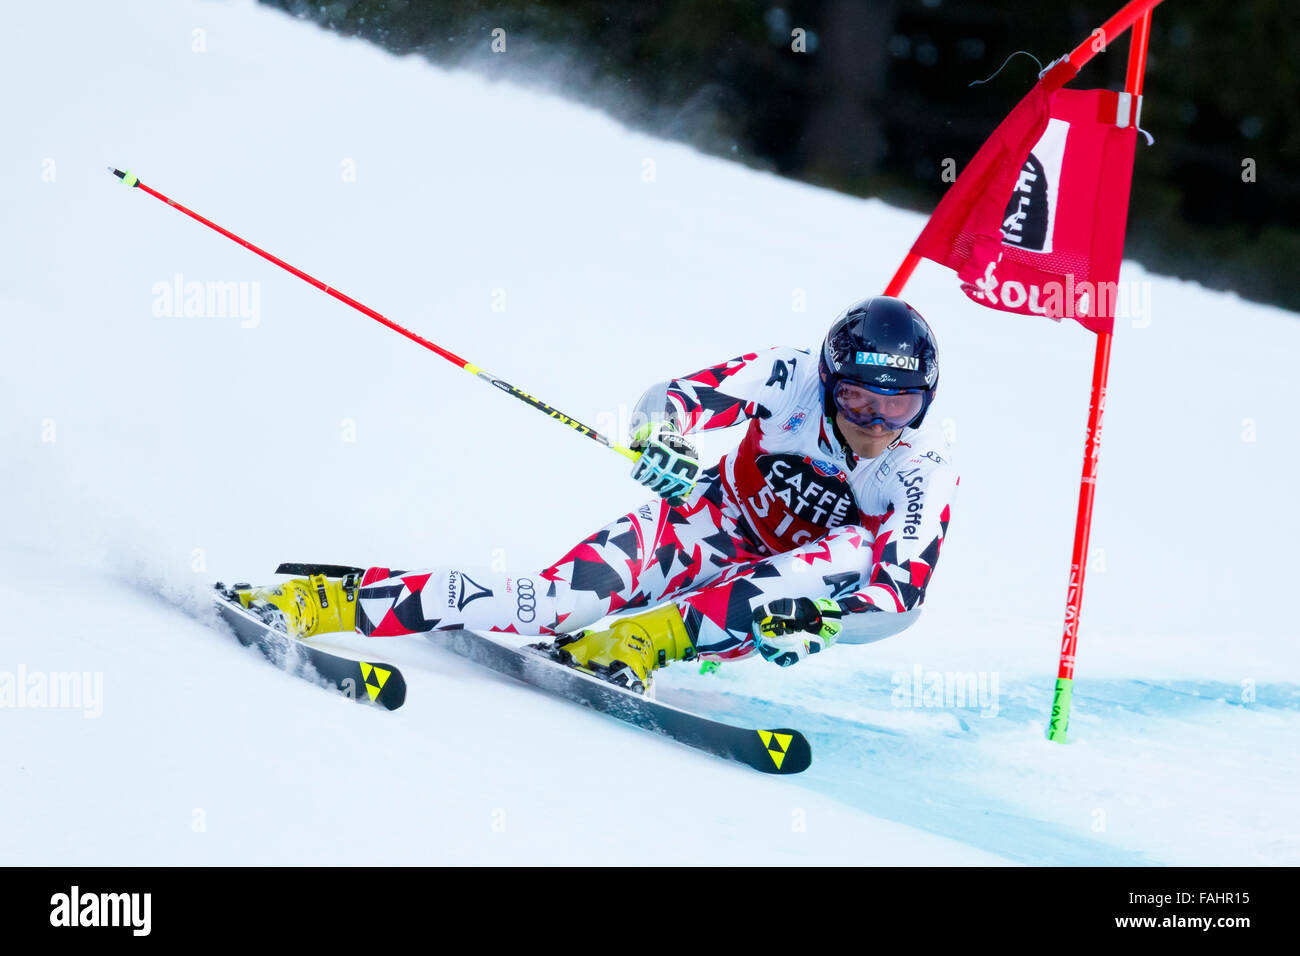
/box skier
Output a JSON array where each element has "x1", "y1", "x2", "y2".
[{"x1": 232, "y1": 296, "x2": 958, "y2": 690}]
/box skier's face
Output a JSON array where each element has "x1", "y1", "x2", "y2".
[{"x1": 835, "y1": 412, "x2": 902, "y2": 459}]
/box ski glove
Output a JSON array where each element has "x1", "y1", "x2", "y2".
[
  {"x1": 753, "y1": 597, "x2": 843, "y2": 667},
  {"x1": 629, "y1": 420, "x2": 701, "y2": 505}
]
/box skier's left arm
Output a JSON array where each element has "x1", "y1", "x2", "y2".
[
  {"x1": 753, "y1": 452, "x2": 959, "y2": 665},
  {"x1": 839, "y1": 452, "x2": 959, "y2": 625}
]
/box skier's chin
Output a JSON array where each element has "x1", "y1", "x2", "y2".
[
  {"x1": 847, "y1": 421, "x2": 893, "y2": 438},
  {"x1": 836, "y1": 415, "x2": 903, "y2": 458}
]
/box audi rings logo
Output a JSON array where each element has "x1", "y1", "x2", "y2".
[{"x1": 515, "y1": 577, "x2": 537, "y2": 623}]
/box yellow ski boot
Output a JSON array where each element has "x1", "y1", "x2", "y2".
[
  {"x1": 232, "y1": 572, "x2": 361, "y2": 639},
  {"x1": 550, "y1": 604, "x2": 696, "y2": 692}
]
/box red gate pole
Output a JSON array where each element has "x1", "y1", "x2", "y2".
[
  {"x1": 1047, "y1": 7, "x2": 1153, "y2": 742},
  {"x1": 879, "y1": 1, "x2": 1159, "y2": 742},
  {"x1": 883, "y1": 252, "x2": 921, "y2": 297}
]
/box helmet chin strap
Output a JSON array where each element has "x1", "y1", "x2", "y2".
[{"x1": 824, "y1": 411, "x2": 850, "y2": 457}]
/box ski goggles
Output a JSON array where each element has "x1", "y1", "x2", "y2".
[{"x1": 832, "y1": 380, "x2": 925, "y2": 429}]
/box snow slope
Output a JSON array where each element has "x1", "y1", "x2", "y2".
[{"x1": 2, "y1": 0, "x2": 1296, "y2": 865}]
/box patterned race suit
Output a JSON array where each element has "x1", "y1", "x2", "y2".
[{"x1": 356, "y1": 347, "x2": 958, "y2": 660}]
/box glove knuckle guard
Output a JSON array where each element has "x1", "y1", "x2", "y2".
[{"x1": 630, "y1": 421, "x2": 700, "y2": 503}]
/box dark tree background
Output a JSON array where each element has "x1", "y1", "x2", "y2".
[{"x1": 261, "y1": 0, "x2": 1300, "y2": 312}]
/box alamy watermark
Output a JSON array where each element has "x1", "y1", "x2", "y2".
[
  {"x1": 970, "y1": 266, "x2": 1153, "y2": 328},
  {"x1": 593, "y1": 402, "x2": 670, "y2": 443},
  {"x1": 0, "y1": 665, "x2": 103, "y2": 717},
  {"x1": 50, "y1": 886, "x2": 150, "y2": 936},
  {"x1": 152, "y1": 272, "x2": 260, "y2": 327},
  {"x1": 891, "y1": 663, "x2": 999, "y2": 718}
]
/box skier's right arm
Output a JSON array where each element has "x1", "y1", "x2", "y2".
[
  {"x1": 628, "y1": 348, "x2": 802, "y2": 502},
  {"x1": 630, "y1": 347, "x2": 804, "y2": 436},
  {"x1": 628, "y1": 418, "x2": 701, "y2": 505}
]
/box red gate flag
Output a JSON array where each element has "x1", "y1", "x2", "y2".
[{"x1": 910, "y1": 60, "x2": 1140, "y2": 335}]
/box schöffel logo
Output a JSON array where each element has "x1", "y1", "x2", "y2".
[
  {"x1": 855, "y1": 351, "x2": 919, "y2": 371},
  {"x1": 448, "y1": 570, "x2": 494, "y2": 611},
  {"x1": 896, "y1": 466, "x2": 926, "y2": 540}
]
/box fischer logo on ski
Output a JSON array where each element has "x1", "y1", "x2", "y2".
[
  {"x1": 757, "y1": 730, "x2": 795, "y2": 770},
  {"x1": 209, "y1": 587, "x2": 407, "y2": 710},
  {"x1": 433, "y1": 628, "x2": 812, "y2": 775}
]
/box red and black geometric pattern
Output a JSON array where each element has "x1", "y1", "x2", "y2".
[
  {"x1": 352, "y1": 348, "x2": 957, "y2": 663},
  {"x1": 664, "y1": 353, "x2": 773, "y2": 432},
  {"x1": 356, "y1": 567, "x2": 443, "y2": 637},
  {"x1": 840, "y1": 501, "x2": 952, "y2": 615},
  {"x1": 541, "y1": 467, "x2": 767, "y2": 628}
]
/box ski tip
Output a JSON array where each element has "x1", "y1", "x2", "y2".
[
  {"x1": 108, "y1": 167, "x2": 138, "y2": 187},
  {"x1": 755, "y1": 728, "x2": 812, "y2": 774},
  {"x1": 358, "y1": 659, "x2": 407, "y2": 710}
]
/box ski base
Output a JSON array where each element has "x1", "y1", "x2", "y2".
[
  {"x1": 435, "y1": 628, "x2": 811, "y2": 774},
  {"x1": 212, "y1": 590, "x2": 406, "y2": 710}
]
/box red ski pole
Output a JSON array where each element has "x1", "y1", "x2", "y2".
[{"x1": 109, "y1": 167, "x2": 638, "y2": 462}]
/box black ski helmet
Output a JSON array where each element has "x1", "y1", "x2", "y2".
[{"x1": 818, "y1": 296, "x2": 939, "y2": 429}]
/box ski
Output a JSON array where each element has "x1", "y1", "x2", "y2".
[
  {"x1": 433, "y1": 628, "x2": 812, "y2": 774},
  {"x1": 211, "y1": 586, "x2": 407, "y2": 710},
  {"x1": 266, "y1": 562, "x2": 808, "y2": 770}
]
